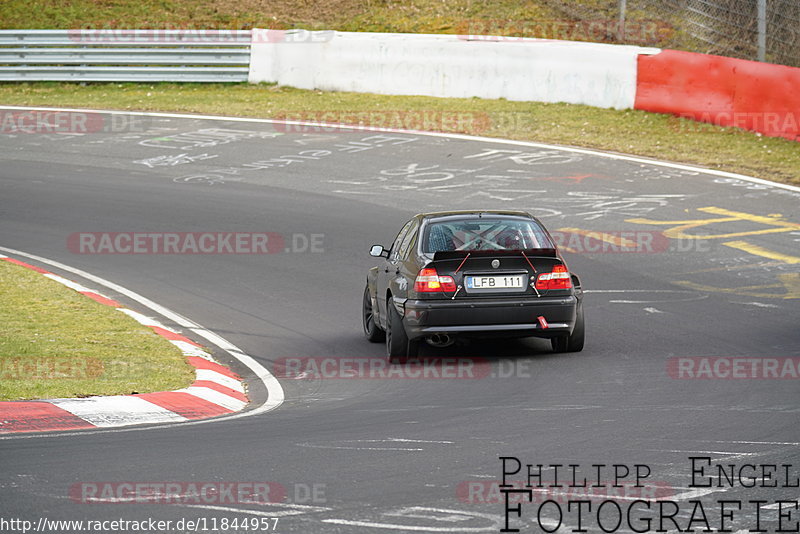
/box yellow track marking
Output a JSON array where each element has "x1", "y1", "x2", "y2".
[
  {"x1": 675, "y1": 273, "x2": 800, "y2": 299},
  {"x1": 627, "y1": 206, "x2": 800, "y2": 240},
  {"x1": 722, "y1": 241, "x2": 800, "y2": 264}
]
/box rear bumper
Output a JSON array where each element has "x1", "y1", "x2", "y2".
[{"x1": 402, "y1": 294, "x2": 578, "y2": 340}]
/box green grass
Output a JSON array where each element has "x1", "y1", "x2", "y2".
[
  {"x1": 0, "y1": 0, "x2": 692, "y2": 49},
  {"x1": 2, "y1": 82, "x2": 798, "y2": 186},
  {"x1": 0, "y1": 259, "x2": 194, "y2": 401},
  {"x1": 0, "y1": 0, "x2": 561, "y2": 37}
]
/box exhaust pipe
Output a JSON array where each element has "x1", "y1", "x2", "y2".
[{"x1": 426, "y1": 334, "x2": 455, "y2": 348}]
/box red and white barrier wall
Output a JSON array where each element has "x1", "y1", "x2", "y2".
[
  {"x1": 635, "y1": 49, "x2": 800, "y2": 142},
  {"x1": 248, "y1": 30, "x2": 800, "y2": 142}
]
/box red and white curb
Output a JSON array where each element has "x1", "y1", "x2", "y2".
[{"x1": 0, "y1": 254, "x2": 250, "y2": 434}]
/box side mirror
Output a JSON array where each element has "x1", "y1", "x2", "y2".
[{"x1": 369, "y1": 245, "x2": 387, "y2": 257}]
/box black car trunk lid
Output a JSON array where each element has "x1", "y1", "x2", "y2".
[{"x1": 426, "y1": 249, "x2": 565, "y2": 298}]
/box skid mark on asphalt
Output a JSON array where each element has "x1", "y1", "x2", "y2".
[
  {"x1": 180, "y1": 503, "x2": 332, "y2": 518},
  {"x1": 634, "y1": 439, "x2": 800, "y2": 478},
  {"x1": 682, "y1": 260, "x2": 789, "y2": 274},
  {"x1": 608, "y1": 295, "x2": 708, "y2": 304},
  {"x1": 584, "y1": 289, "x2": 710, "y2": 304},
  {"x1": 644, "y1": 449, "x2": 763, "y2": 461},
  {"x1": 295, "y1": 438, "x2": 454, "y2": 452},
  {"x1": 321, "y1": 506, "x2": 503, "y2": 532},
  {"x1": 700, "y1": 439, "x2": 800, "y2": 446},
  {"x1": 763, "y1": 498, "x2": 800, "y2": 509}
]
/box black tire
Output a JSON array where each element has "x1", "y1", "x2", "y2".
[
  {"x1": 386, "y1": 299, "x2": 418, "y2": 364},
  {"x1": 362, "y1": 285, "x2": 385, "y2": 342},
  {"x1": 551, "y1": 303, "x2": 585, "y2": 353}
]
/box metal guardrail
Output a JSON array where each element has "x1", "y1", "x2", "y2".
[{"x1": 0, "y1": 30, "x2": 252, "y2": 82}]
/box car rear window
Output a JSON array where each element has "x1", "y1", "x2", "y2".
[{"x1": 422, "y1": 218, "x2": 554, "y2": 253}]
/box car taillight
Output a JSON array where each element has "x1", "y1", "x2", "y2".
[
  {"x1": 414, "y1": 267, "x2": 457, "y2": 293},
  {"x1": 535, "y1": 264, "x2": 573, "y2": 290}
]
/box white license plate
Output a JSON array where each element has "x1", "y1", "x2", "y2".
[{"x1": 466, "y1": 275, "x2": 525, "y2": 290}]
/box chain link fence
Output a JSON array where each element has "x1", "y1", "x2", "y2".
[{"x1": 538, "y1": 0, "x2": 799, "y2": 67}]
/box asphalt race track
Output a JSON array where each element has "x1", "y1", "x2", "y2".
[{"x1": 1, "y1": 109, "x2": 799, "y2": 533}]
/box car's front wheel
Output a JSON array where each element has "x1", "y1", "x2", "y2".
[
  {"x1": 362, "y1": 285, "x2": 385, "y2": 342},
  {"x1": 386, "y1": 298, "x2": 418, "y2": 364},
  {"x1": 551, "y1": 303, "x2": 585, "y2": 353}
]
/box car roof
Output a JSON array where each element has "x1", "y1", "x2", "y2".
[{"x1": 414, "y1": 210, "x2": 534, "y2": 221}]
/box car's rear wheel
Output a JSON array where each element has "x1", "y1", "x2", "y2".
[
  {"x1": 386, "y1": 299, "x2": 418, "y2": 364},
  {"x1": 551, "y1": 302, "x2": 585, "y2": 353},
  {"x1": 362, "y1": 285, "x2": 385, "y2": 342}
]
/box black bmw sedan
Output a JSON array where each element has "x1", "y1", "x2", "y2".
[{"x1": 363, "y1": 210, "x2": 584, "y2": 363}]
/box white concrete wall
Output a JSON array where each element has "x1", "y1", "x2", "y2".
[{"x1": 249, "y1": 30, "x2": 660, "y2": 110}]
